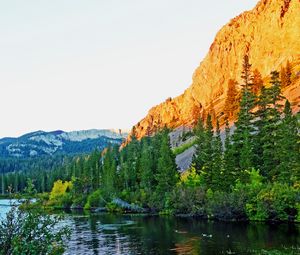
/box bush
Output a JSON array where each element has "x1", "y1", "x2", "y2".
[
  {"x1": 71, "y1": 195, "x2": 87, "y2": 209},
  {"x1": 296, "y1": 203, "x2": 300, "y2": 222},
  {"x1": 181, "y1": 166, "x2": 203, "y2": 187},
  {"x1": 207, "y1": 190, "x2": 247, "y2": 221},
  {"x1": 246, "y1": 183, "x2": 298, "y2": 221},
  {"x1": 0, "y1": 205, "x2": 70, "y2": 255},
  {"x1": 49, "y1": 180, "x2": 72, "y2": 201},
  {"x1": 84, "y1": 190, "x2": 105, "y2": 210},
  {"x1": 172, "y1": 139, "x2": 196, "y2": 156},
  {"x1": 106, "y1": 202, "x2": 123, "y2": 213},
  {"x1": 48, "y1": 180, "x2": 73, "y2": 208},
  {"x1": 171, "y1": 186, "x2": 206, "y2": 216}
]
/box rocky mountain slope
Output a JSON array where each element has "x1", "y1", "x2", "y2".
[
  {"x1": 0, "y1": 129, "x2": 127, "y2": 158},
  {"x1": 132, "y1": 0, "x2": 300, "y2": 139}
]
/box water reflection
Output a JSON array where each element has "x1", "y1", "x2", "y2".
[
  {"x1": 0, "y1": 202, "x2": 299, "y2": 255},
  {"x1": 64, "y1": 213, "x2": 300, "y2": 255}
]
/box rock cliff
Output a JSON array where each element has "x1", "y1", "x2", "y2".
[{"x1": 132, "y1": 0, "x2": 300, "y2": 139}]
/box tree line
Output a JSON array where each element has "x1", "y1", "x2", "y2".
[{"x1": 1, "y1": 55, "x2": 299, "y2": 221}]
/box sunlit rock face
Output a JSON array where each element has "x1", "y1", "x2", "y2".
[{"x1": 132, "y1": 0, "x2": 300, "y2": 139}]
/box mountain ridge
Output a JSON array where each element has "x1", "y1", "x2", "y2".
[
  {"x1": 0, "y1": 129, "x2": 128, "y2": 158},
  {"x1": 131, "y1": 0, "x2": 300, "y2": 139}
]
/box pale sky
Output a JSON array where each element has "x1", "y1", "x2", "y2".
[{"x1": 0, "y1": 0, "x2": 258, "y2": 138}]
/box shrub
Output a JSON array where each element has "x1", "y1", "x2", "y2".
[
  {"x1": 181, "y1": 166, "x2": 202, "y2": 188},
  {"x1": 246, "y1": 183, "x2": 298, "y2": 221},
  {"x1": 84, "y1": 189, "x2": 105, "y2": 210},
  {"x1": 48, "y1": 180, "x2": 73, "y2": 208},
  {"x1": 106, "y1": 202, "x2": 123, "y2": 213},
  {"x1": 172, "y1": 139, "x2": 196, "y2": 156},
  {"x1": 49, "y1": 180, "x2": 72, "y2": 201},
  {"x1": 71, "y1": 195, "x2": 87, "y2": 209},
  {"x1": 171, "y1": 186, "x2": 206, "y2": 216},
  {"x1": 207, "y1": 190, "x2": 247, "y2": 221},
  {"x1": 0, "y1": 205, "x2": 70, "y2": 255},
  {"x1": 296, "y1": 203, "x2": 300, "y2": 222}
]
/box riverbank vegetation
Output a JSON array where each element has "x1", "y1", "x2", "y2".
[
  {"x1": 0, "y1": 202, "x2": 70, "y2": 255},
  {"x1": 1, "y1": 56, "x2": 299, "y2": 221}
]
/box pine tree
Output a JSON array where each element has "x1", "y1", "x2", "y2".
[
  {"x1": 223, "y1": 120, "x2": 236, "y2": 191},
  {"x1": 90, "y1": 150, "x2": 101, "y2": 191},
  {"x1": 224, "y1": 79, "x2": 239, "y2": 120},
  {"x1": 193, "y1": 118, "x2": 206, "y2": 173},
  {"x1": 253, "y1": 85, "x2": 268, "y2": 170},
  {"x1": 155, "y1": 130, "x2": 178, "y2": 206},
  {"x1": 252, "y1": 69, "x2": 264, "y2": 95},
  {"x1": 276, "y1": 100, "x2": 299, "y2": 183},
  {"x1": 1, "y1": 170, "x2": 4, "y2": 195},
  {"x1": 140, "y1": 142, "x2": 156, "y2": 193},
  {"x1": 232, "y1": 55, "x2": 256, "y2": 177},
  {"x1": 101, "y1": 147, "x2": 117, "y2": 199},
  {"x1": 261, "y1": 71, "x2": 284, "y2": 179},
  {"x1": 211, "y1": 120, "x2": 223, "y2": 190},
  {"x1": 198, "y1": 114, "x2": 214, "y2": 188},
  {"x1": 281, "y1": 61, "x2": 292, "y2": 88}
]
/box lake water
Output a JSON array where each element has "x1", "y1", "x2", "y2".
[{"x1": 1, "y1": 200, "x2": 300, "y2": 254}]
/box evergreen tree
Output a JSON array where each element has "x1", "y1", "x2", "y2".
[
  {"x1": 276, "y1": 100, "x2": 299, "y2": 183},
  {"x1": 90, "y1": 150, "x2": 101, "y2": 191},
  {"x1": 198, "y1": 114, "x2": 214, "y2": 187},
  {"x1": 1, "y1": 170, "x2": 4, "y2": 195},
  {"x1": 211, "y1": 120, "x2": 223, "y2": 190},
  {"x1": 281, "y1": 60, "x2": 292, "y2": 88},
  {"x1": 232, "y1": 55, "x2": 256, "y2": 178},
  {"x1": 224, "y1": 79, "x2": 239, "y2": 119},
  {"x1": 261, "y1": 71, "x2": 284, "y2": 179},
  {"x1": 252, "y1": 69, "x2": 264, "y2": 95},
  {"x1": 253, "y1": 85, "x2": 268, "y2": 170},
  {"x1": 223, "y1": 120, "x2": 236, "y2": 191},
  {"x1": 155, "y1": 130, "x2": 178, "y2": 207},
  {"x1": 101, "y1": 147, "x2": 117, "y2": 199},
  {"x1": 140, "y1": 143, "x2": 156, "y2": 193},
  {"x1": 193, "y1": 118, "x2": 206, "y2": 173}
]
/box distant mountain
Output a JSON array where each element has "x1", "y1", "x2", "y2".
[{"x1": 0, "y1": 129, "x2": 128, "y2": 158}]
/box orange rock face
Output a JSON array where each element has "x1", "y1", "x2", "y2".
[{"x1": 132, "y1": 0, "x2": 300, "y2": 139}]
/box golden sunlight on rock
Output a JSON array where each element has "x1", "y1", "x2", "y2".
[{"x1": 132, "y1": 0, "x2": 300, "y2": 139}]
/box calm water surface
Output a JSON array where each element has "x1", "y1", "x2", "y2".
[{"x1": 1, "y1": 200, "x2": 299, "y2": 255}]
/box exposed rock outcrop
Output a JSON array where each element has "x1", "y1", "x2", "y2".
[{"x1": 132, "y1": 0, "x2": 300, "y2": 139}]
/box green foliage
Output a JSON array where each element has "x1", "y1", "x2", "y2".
[
  {"x1": 172, "y1": 139, "x2": 196, "y2": 156},
  {"x1": 171, "y1": 185, "x2": 206, "y2": 216},
  {"x1": 245, "y1": 183, "x2": 298, "y2": 221},
  {"x1": 181, "y1": 166, "x2": 202, "y2": 187},
  {"x1": 105, "y1": 202, "x2": 123, "y2": 213},
  {"x1": 181, "y1": 130, "x2": 193, "y2": 141},
  {"x1": 101, "y1": 147, "x2": 118, "y2": 200},
  {"x1": 23, "y1": 178, "x2": 37, "y2": 196},
  {"x1": 2, "y1": 55, "x2": 298, "y2": 223},
  {"x1": 154, "y1": 129, "x2": 179, "y2": 210},
  {"x1": 71, "y1": 195, "x2": 87, "y2": 209},
  {"x1": 231, "y1": 55, "x2": 256, "y2": 174},
  {"x1": 84, "y1": 189, "x2": 105, "y2": 210},
  {"x1": 276, "y1": 100, "x2": 300, "y2": 182},
  {"x1": 211, "y1": 120, "x2": 223, "y2": 190},
  {"x1": 193, "y1": 114, "x2": 215, "y2": 187},
  {"x1": 0, "y1": 205, "x2": 70, "y2": 255},
  {"x1": 296, "y1": 203, "x2": 300, "y2": 222},
  {"x1": 207, "y1": 190, "x2": 248, "y2": 221}
]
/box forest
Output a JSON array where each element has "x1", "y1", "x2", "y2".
[{"x1": 1, "y1": 56, "x2": 299, "y2": 221}]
